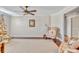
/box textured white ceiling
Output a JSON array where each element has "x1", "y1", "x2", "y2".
[{"x1": 0, "y1": 6, "x2": 66, "y2": 16}]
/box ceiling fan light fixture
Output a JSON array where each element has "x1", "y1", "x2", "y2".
[{"x1": 20, "y1": 6, "x2": 37, "y2": 16}]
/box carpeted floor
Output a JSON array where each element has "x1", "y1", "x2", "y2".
[{"x1": 5, "y1": 39, "x2": 58, "y2": 53}]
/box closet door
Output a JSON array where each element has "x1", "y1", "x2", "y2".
[{"x1": 71, "y1": 16, "x2": 79, "y2": 37}]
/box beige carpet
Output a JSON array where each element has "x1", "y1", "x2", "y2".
[{"x1": 5, "y1": 39, "x2": 58, "y2": 53}]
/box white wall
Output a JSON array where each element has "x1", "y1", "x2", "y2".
[
  {"x1": 51, "y1": 14, "x2": 62, "y2": 27},
  {"x1": 10, "y1": 16, "x2": 50, "y2": 37}
]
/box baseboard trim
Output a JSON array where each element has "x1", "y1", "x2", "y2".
[
  {"x1": 11, "y1": 37, "x2": 61, "y2": 47},
  {"x1": 11, "y1": 37, "x2": 44, "y2": 39}
]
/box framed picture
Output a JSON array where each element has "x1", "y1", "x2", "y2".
[{"x1": 29, "y1": 19, "x2": 35, "y2": 27}]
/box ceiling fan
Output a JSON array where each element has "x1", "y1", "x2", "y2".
[{"x1": 20, "y1": 6, "x2": 37, "y2": 15}]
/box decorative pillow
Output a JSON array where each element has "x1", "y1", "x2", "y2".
[{"x1": 45, "y1": 29, "x2": 56, "y2": 38}]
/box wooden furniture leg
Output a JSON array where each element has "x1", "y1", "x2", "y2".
[{"x1": 1, "y1": 43, "x2": 4, "y2": 53}]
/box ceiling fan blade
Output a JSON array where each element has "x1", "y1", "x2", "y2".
[
  {"x1": 20, "y1": 6, "x2": 36, "y2": 16},
  {"x1": 28, "y1": 12, "x2": 35, "y2": 15},
  {"x1": 29, "y1": 10, "x2": 37, "y2": 12}
]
